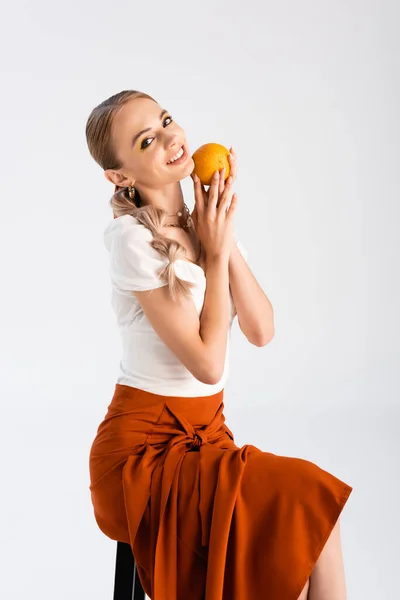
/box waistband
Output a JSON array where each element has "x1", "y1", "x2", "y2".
[{"x1": 107, "y1": 383, "x2": 225, "y2": 426}]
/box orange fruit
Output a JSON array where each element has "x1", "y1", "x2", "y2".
[{"x1": 191, "y1": 143, "x2": 231, "y2": 186}]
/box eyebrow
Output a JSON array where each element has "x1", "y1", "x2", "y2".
[{"x1": 131, "y1": 109, "x2": 168, "y2": 147}]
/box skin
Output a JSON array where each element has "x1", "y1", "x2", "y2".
[
  {"x1": 103, "y1": 96, "x2": 237, "y2": 233},
  {"x1": 104, "y1": 96, "x2": 213, "y2": 269},
  {"x1": 308, "y1": 519, "x2": 348, "y2": 599},
  {"x1": 296, "y1": 519, "x2": 347, "y2": 600},
  {"x1": 104, "y1": 96, "x2": 195, "y2": 220},
  {"x1": 104, "y1": 101, "x2": 348, "y2": 599}
]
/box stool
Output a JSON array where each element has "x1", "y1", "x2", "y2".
[{"x1": 113, "y1": 541, "x2": 146, "y2": 600}]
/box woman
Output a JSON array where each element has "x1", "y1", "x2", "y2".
[{"x1": 86, "y1": 90, "x2": 353, "y2": 600}]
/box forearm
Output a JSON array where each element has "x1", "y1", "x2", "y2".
[
  {"x1": 199, "y1": 256, "x2": 231, "y2": 381},
  {"x1": 229, "y1": 241, "x2": 275, "y2": 346}
]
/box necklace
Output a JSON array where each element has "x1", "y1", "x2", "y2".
[
  {"x1": 165, "y1": 201, "x2": 193, "y2": 231},
  {"x1": 165, "y1": 201, "x2": 202, "y2": 265}
]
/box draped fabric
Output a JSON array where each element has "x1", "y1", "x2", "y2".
[{"x1": 89, "y1": 384, "x2": 353, "y2": 600}]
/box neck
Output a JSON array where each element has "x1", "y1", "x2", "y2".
[{"x1": 136, "y1": 181, "x2": 185, "y2": 217}]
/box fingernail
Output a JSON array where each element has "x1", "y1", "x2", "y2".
[{"x1": 193, "y1": 174, "x2": 198, "y2": 182}]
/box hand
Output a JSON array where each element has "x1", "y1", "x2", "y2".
[
  {"x1": 190, "y1": 147, "x2": 238, "y2": 210},
  {"x1": 191, "y1": 163, "x2": 237, "y2": 261},
  {"x1": 190, "y1": 148, "x2": 237, "y2": 259},
  {"x1": 190, "y1": 204, "x2": 198, "y2": 230},
  {"x1": 216, "y1": 147, "x2": 237, "y2": 207}
]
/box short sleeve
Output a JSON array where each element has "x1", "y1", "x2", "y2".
[{"x1": 107, "y1": 217, "x2": 169, "y2": 295}]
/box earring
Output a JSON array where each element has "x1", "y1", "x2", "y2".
[{"x1": 128, "y1": 184, "x2": 135, "y2": 199}]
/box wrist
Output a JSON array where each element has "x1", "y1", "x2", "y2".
[{"x1": 205, "y1": 252, "x2": 230, "y2": 269}]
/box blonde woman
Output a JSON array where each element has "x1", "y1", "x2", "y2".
[{"x1": 86, "y1": 90, "x2": 353, "y2": 600}]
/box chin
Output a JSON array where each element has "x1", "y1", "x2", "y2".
[
  {"x1": 186, "y1": 155, "x2": 195, "y2": 170},
  {"x1": 183, "y1": 158, "x2": 195, "y2": 179},
  {"x1": 173, "y1": 157, "x2": 195, "y2": 181}
]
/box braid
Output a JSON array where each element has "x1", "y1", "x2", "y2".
[{"x1": 110, "y1": 187, "x2": 197, "y2": 302}]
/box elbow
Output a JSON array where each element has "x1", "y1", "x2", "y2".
[
  {"x1": 199, "y1": 369, "x2": 223, "y2": 386},
  {"x1": 253, "y1": 326, "x2": 275, "y2": 347},
  {"x1": 196, "y1": 361, "x2": 224, "y2": 386},
  {"x1": 205, "y1": 372, "x2": 223, "y2": 385}
]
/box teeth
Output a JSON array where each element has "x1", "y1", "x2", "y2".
[
  {"x1": 167, "y1": 146, "x2": 184, "y2": 164},
  {"x1": 167, "y1": 147, "x2": 184, "y2": 163}
]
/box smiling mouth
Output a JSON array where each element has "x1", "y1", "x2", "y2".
[{"x1": 166, "y1": 145, "x2": 188, "y2": 166}]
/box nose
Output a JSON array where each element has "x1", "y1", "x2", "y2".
[{"x1": 167, "y1": 135, "x2": 181, "y2": 150}]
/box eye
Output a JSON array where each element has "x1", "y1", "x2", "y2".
[{"x1": 140, "y1": 115, "x2": 173, "y2": 149}]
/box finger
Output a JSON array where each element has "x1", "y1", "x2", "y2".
[
  {"x1": 217, "y1": 176, "x2": 234, "y2": 217},
  {"x1": 207, "y1": 169, "x2": 220, "y2": 216},
  {"x1": 190, "y1": 206, "x2": 198, "y2": 228},
  {"x1": 228, "y1": 150, "x2": 237, "y2": 182},
  {"x1": 226, "y1": 192, "x2": 238, "y2": 220},
  {"x1": 218, "y1": 167, "x2": 225, "y2": 196},
  {"x1": 200, "y1": 180, "x2": 208, "y2": 207},
  {"x1": 193, "y1": 174, "x2": 205, "y2": 214}
]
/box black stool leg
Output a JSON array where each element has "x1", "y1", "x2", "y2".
[{"x1": 113, "y1": 541, "x2": 146, "y2": 600}]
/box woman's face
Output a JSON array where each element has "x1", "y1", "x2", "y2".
[{"x1": 108, "y1": 97, "x2": 194, "y2": 189}]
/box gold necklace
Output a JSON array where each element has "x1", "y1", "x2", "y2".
[
  {"x1": 165, "y1": 201, "x2": 193, "y2": 231},
  {"x1": 165, "y1": 201, "x2": 201, "y2": 264}
]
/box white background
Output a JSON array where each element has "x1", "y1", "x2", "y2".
[{"x1": 1, "y1": 0, "x2": 399, "y2": 598}]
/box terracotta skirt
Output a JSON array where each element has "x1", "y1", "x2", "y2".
[{"x1": 88, "y1": 384, "x2": 353, "y2": 600}]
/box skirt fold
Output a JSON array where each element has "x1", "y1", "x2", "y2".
[{"x1": 89, "y1": 384, "x2": 353, "y2": 600}]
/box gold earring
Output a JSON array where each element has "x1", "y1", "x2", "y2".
[{"x1": 128, "y1": 184, "x2": 135, "y2": 199}]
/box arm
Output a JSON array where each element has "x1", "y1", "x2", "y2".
[
  {"x1": 133, "y1": 255, "x2": 231, "y2": 385},
  {"x1": 210, "y1": 147, "x2": 274, "y2": 346},
  {"x1": 229, "y1": 241, "x2": 275, "y2": 347}
]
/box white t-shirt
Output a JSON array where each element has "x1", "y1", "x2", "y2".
[{"x1": 104, "y1": 214, "x2": 248, "y2": 397}]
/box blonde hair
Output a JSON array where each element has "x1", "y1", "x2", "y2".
[{"x1": 85, "y1": 90, "x2": 197, "y2": 302}]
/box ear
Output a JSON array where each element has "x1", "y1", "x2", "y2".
[{"x1": 104, "y1": 169, "x2": 133, "y2": 189}]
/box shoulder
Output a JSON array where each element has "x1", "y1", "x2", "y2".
[
  {"x1": 104, "y1": 214, "x2": 170, "y2": 293},
  {"x1": 104, "y1": 214, "x2": 152, "y2": 247},
  {"x1": 104, "y1": 214, "x2": 162, "y2": 260}
]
